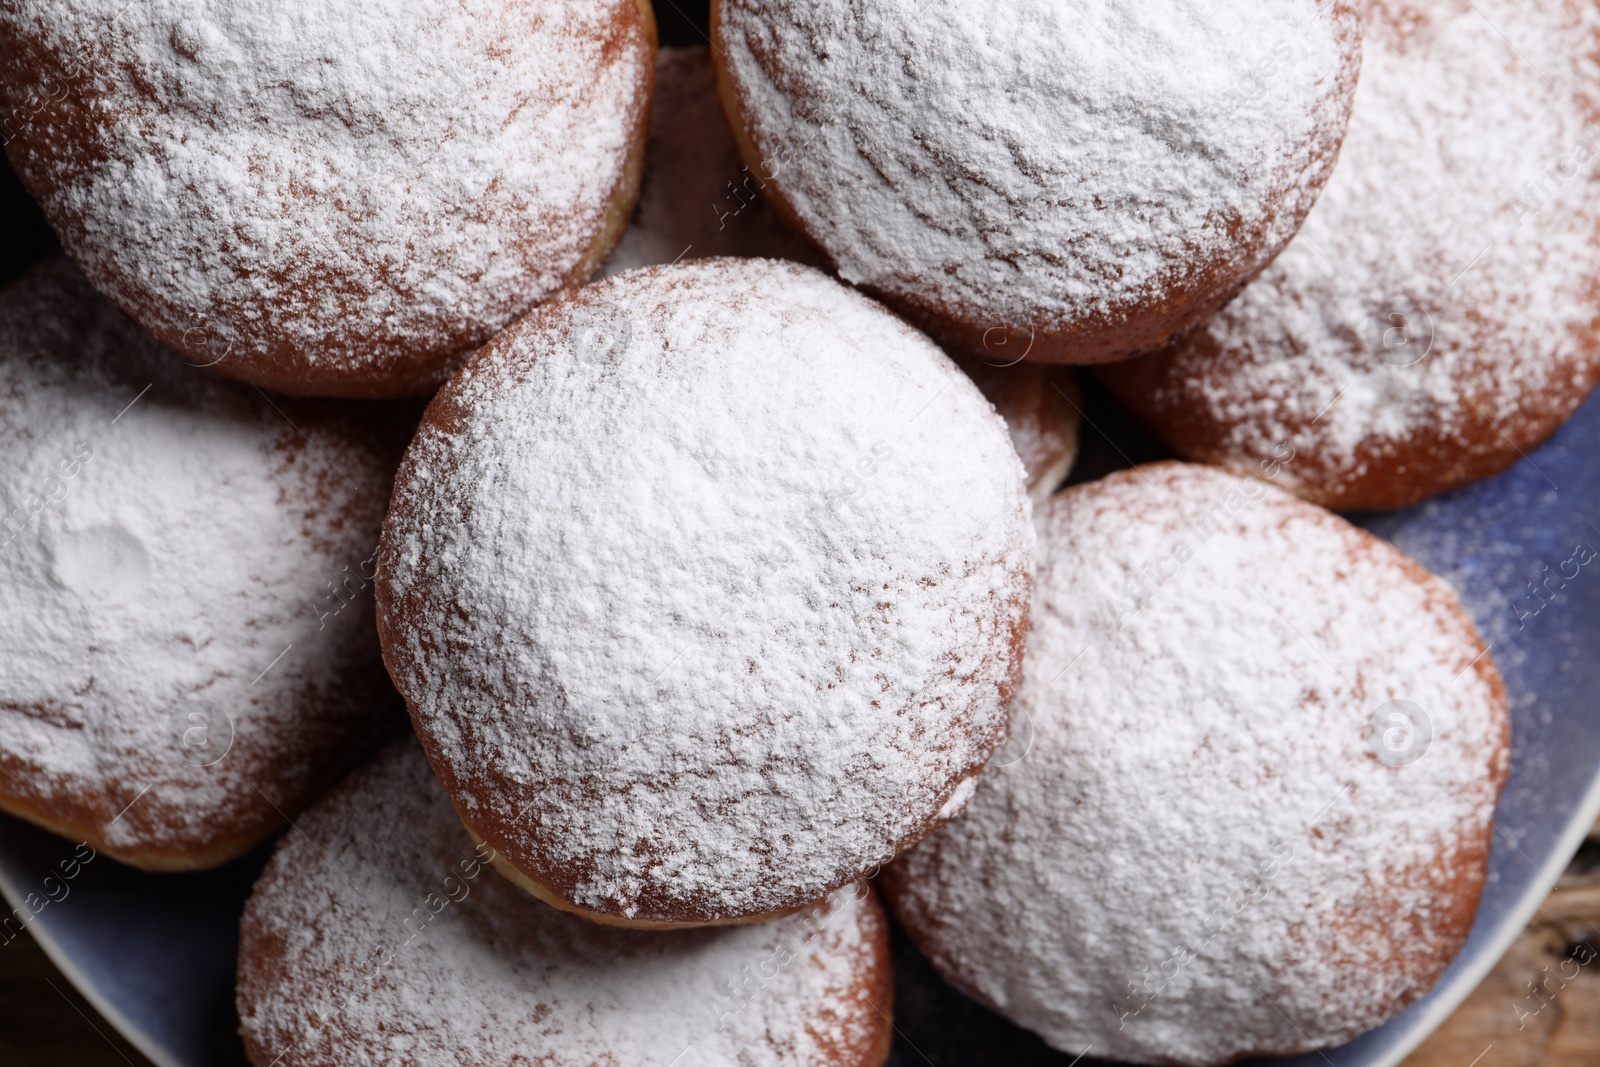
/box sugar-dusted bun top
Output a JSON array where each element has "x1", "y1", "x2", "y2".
[
  {"x1": 376, "y1": 257, "x2": 1034, "y2": 924},
  {"x1": 0, "y1": 0, "x2": 654, "y2": 397},
  {"x1": 238, "y1": 741, "x2": 893, "y2": 1067},
  {"x1": 714, "y1": 0, "x2": 1361, "y2": 362},
  {"x1": 884, "y1": 461, "x2": 1509, "y2": 1065},
  {"x1": 0, "y1": 259, "x2": 398, "y2": 866},
  {"x1": 1103, "y1": 0, "x2": 1600, "y2": 509}
]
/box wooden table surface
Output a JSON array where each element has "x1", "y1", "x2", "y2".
[{"x1": 2, "y1": 823, "x2": 1596, "y2": 1067}]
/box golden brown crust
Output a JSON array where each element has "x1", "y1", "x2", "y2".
[
  {"x1": 1100, "y1": 323, "x2": 1600, "y2": 511},
  {"x1": 872, "y1": 228, "x2": 1305, "y2": 368},
  {"x1": 882, "y1": 462, "x2": 1510, "y2": 1064},
  {"x1": 240, "y1": 887, "x2": 896, "y2": 1067},
  {"x1": 236, "y1": 741, "x2": 896, "y2": 1067},
  {"x1": 383, "y1": 506, "x2": 1028, "y2": 927},
  {"x1": 375, "y1": 259, "x2": 1033, "y2": 927},
  {"x1": 844, "y1": 888, "x2": 897, "y2": 1067},
  {"x1": 0, "y1": 790, "x2": 271, "y2": 872},
  {"x1": 528, "y1": 0, "x2": 662, "y2": 337},
  {"x1": 383, "y1": 430, "x2": 1029, "y2": 925},
  {"x1": 1100, "y1": 218, "x2": 1600, "y2": 511},
  {"x1": 432, "y1": 581, "x2": 1028, "y2": 929},
  {"x1": 463, "y1": 824, "x2": 808, "y2": 930},
  {"x1": 1, "y1": 2, "x2": 657, "y2": 399},
  {"x1": 1097, "y1": 0, "x2": 1600, "y2": 511},
  {"x1": 709, "y1": 1, "x2": 823, "y2": 270},
  {"x1": 0, "y1": 260, "x2": 412, "y2": 870},
  {"x1": 1334, "y1": 514, "x2": 1511, "y2": 1001},
  {"x1": 710, "y1": 0, "x2": 1363, "y2": 366}
]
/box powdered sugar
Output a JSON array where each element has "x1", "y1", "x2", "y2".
[
  {"x1": 1116, "y1": 0, "x2": 1600, "y2": 501},
  {"x1": 238, "y1": 740, "x2": 889, "y2": 1067},
  {"x1": 1, "y1": 0, "x2": 652, "y2": 395},
  {"x1": 0, "y1": 259, "x2": 397, "y2": 863},
  {"x1": 602, "y1": 46, "x2": 822, "y2": 277},
  {"x1": 714, "y1": 0, "x2": 1359, "y2": 354},
  {"x1": 377, "y1": 258, "x2": 1034, "y2": 923},
  {"x1": 884, "y1": 462, "x2": 1508, "y2": 1065},
  {"x1": 598, "y1": 46, "x2": 1081, "y2": 503}
]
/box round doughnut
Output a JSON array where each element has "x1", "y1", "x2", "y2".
[
  {"x1": 0, "y1": 0, "x2": 656, "y2": 399},
  {"x1": 375, "y1": 257, "x2": 1034, "y2": 928},
  {"x1": 882, "y1": 462, "x2": 1509, "y2": 1066},
  {"x1": 0, "y1": 259, "x2": 402, "y2": 870},
  {"x1": 602, "y1": 45, "x2": 823, "y2": 276},
  {"x1": 952, "y1": 357, "x2": 1080, "y2": 506},
  {"x1": 711, "y1": 0, "x2": 1362, "y2": 365},
  {"x1": 237, "y1": 740, "x2": 894, "y2": 1067},
  {"x1": 599, "y1": 50, "x2": 1076, "y2": 503},
  {"x1": 1100, "y1": 0, "x2": 1600, "y2": 511}
]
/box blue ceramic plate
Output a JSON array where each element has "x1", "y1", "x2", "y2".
[{"x1": 3, "y1": 385, "x2": 1599, "y2": 1067}]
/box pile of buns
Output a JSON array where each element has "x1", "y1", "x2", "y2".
[{"x1": 2, "y1": 0, "x2": 1593, "y2": 1063}]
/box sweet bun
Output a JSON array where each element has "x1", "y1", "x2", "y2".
[
  {"x1": 711, "y1": 0, "x2": 1361, "y2": 364},
  {"x1": 0, "y1": 260, "x2": 401, "y2": 870},
  {"x1": 376, "y1": 257, "x2": 1034, "y2": 927},
  {"x1": 1101, "y1": 0, "x2": 1600, "y2": 510},
  {"x1": 883, "y1": 462, "x2": 1510, "y2": 1065},
  {"x1": 238, "y1": 741, "x2": 894, "y2": 1067},
  {"x1": 0, "y1": 0, "x2": 656, "y2": 398}
]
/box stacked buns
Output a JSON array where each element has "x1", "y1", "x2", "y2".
[
  {"x1": 1100, "y1": 0, "x2": 1600, "y2": 509},
  {"x1": 1, "y1": 0, "x2": 1577, "y2": 1063}
]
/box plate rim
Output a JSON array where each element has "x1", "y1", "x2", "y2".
[
  {"x1": 1365, "y1": 766, "x2": 1600, "y2": 1065},
  {"x1": 0, "y1": 865, "x2": 187, "y2": 1067}
]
